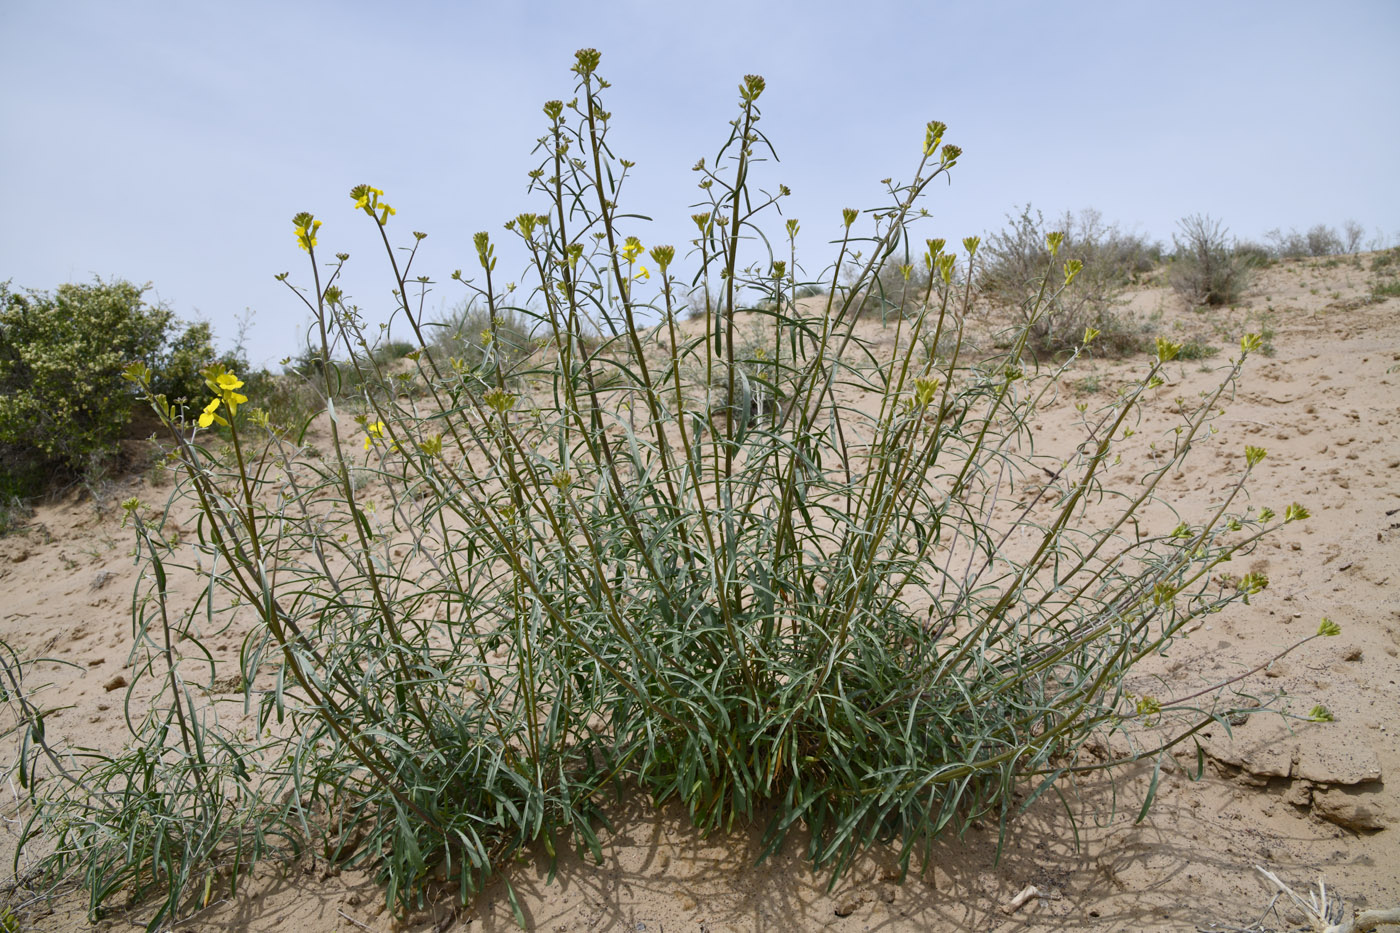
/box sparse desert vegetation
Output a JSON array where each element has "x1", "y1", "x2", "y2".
[{"x1": 1, "y1": 51, "x2": 1397, "y2": 933}]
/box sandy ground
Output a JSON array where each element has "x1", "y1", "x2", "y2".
[{"x1": 2, "y1": 254, "x2": 1397, "y2": 931}]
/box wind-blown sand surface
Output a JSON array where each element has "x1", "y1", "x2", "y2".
[{"x1": 3, "y1": 254, "x2": 1397, "y2": 931}]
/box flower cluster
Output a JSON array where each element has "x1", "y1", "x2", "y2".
[
  {"x1": 620, "y1": 236, "x2": 649, "y2": 281},
  {"x1": 197, "y1": 368, "x2": 247, "y2": 428},
  {"x1": 363, "y1": 420, "x2": 388, "y2": 451},
  {"x1": 293, "y1": 212, "x2": 321, "y2": 252},
  {"x1": 351, "y1": 185, "x2": 396, "y2": 226}
]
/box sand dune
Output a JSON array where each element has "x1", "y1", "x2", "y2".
[{"x1": 3, "y1": 254, "x2": 1397, "y2": 931}]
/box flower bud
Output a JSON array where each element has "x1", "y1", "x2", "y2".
[
  {"x1": 913, "y1": 376, "x2": 939, "y2": 407},
  {"x1": 474, "y1": 232, "x2": 495, "y2": 272},
  {"x1": 649, "y1": 245, "x2": 675, "y2": 272},
  {"x1": 483, "y1": 388, "x2": 516, "y2": 414},
  {"x1": 573, "y1": 48, "x2": 601, "y2": 77},
  {"x1": 923, "y1": 120, "x2": 947, "y2": 156}
]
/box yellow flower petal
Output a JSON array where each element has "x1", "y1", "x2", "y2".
[{"x1": 198, "y1": 397, "x2": 226, "y2": 428}]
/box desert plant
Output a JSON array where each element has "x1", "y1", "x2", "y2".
[
  {"x1": 16, "y1": 52, "x2": 1332, "y2": 928},
  {"x1": 1233, "y1": 240, "x2": 1275, "y2": 268},
  {"x1": 8, "y1": 504, "x2": 295, "y2": 929},
  {"x1": 978, "y1": 205, "x2": 1156, "y2": 357},
  {"x1": 428, "y1": 299, "x2": 536, "y2": 374},
  {"x1": 1174, "y1": 337, "x2": 1219, "y2": 360},
  {"x1": 0, "y1": 494, "x2": 30, "y2": 536},
  {"x1": 1264, "y1": 223, "x2": 1347, "y2": 258},
  {"x1": 1342, "y1": 219, "x2": 1366, "y2": 254},
  {"x1": 1169, "y1": 214, "x2": 1252, "y2": 307},
  {"x1": 1374, "y1": 279, "x2": 1400, "y2": 300}
]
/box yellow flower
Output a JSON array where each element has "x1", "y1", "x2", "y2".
[
  {"x1": 621, "y1": 237, "x2": 643, "y2": 263},
  {"x1": 212, "y1": 371, "x2": 248, "y2": 415},
  {"x1": 364, "y1": 420, "x2": 387, "y2": 451},
  {"x1": 295, "y1": 219, "x2": 322, "y2": 251},
  {"x1": 198, "y1": 397, "x2": 227, "y2": 428},
  {"x1": 634, "y1": 265, "x2": 650, "y2": 281}
]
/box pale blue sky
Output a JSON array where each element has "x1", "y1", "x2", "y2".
[{"x1": 3, "y1": 0, "x2": 1397, "y2": 365}]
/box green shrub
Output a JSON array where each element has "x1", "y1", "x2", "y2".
[
  {"x1": 1168, "y1": 214, "x2": 1252, "y2": 307},
  {"x1": 0, "y1": 280, "x2": 162, "y2": 481},
  {"x1": 979, "y1": 205, "x2": 1156, "y2": 357},
  {"x1": 18, "y1": 53, "x2": 1330, "y2": 927},
  {"x1": 0, "y1": 280, "x2": 239, "y2": 497}
]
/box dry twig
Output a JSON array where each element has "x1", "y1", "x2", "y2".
[{"x1": 1256, "y1": 866, "x2": 1400, "y2": 933}]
